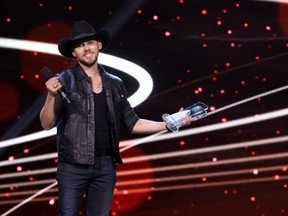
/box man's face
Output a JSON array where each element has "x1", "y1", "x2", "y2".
[{"x1": 72, "y1": 39, "x2": 102, "y2": 67}]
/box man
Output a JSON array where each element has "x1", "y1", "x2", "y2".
[{"x1": 40, "y1": 20, "x2": 191, "y2": 216}]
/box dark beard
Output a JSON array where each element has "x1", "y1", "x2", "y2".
[{"x1": 78, "y1": 53, "x2": 98, "y2": 67}]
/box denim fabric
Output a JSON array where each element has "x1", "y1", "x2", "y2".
[{"x1": 56, "y1": 157, "x2": 116, "y2": 216}]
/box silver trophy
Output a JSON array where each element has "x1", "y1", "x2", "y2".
[{"x1": 162, "y1": 102, "x2": 208, "y2": 132}]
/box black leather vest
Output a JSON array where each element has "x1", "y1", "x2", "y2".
[{"x1": 54, "y1": 64, "x2": 139, "y2": 164}]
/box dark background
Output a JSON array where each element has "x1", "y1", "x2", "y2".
[{"x1": 1, "y1": 0, "x2": 288, "y2": 215}]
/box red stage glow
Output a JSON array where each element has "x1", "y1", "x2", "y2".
[
  {"x1": 111, "y1": 146, "x2": 153, "y2": 214},
  {"x1": 19, "y1": 21, "x2": 72, "y2": 93},
  {"x1": 0, "y1": 81, "x2": 20, "y2": 121},
  {"x1": 278, "y1": 3, "x2": 288, "y2": 37}
]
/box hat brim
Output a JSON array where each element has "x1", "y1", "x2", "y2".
[{"x1": 58, "y1": 29, "x2": 111, "y2": 58}]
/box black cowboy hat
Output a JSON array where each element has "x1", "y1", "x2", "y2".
[{"x1": 58, "y1": 20, "x2": 111, "y2": 58}]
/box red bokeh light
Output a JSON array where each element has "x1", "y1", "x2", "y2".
[
  {"x1": 201, "y1": 9, "x2": 207, "y2": 15},
  {"x1": 19, "y1": 21, "x2": 74, "y2": 93},
  {"x1": 164, "y1": 31, "x2": 171, "y2": 37}
]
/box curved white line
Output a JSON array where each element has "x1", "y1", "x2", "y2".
[
  {"x1": 0, "y1": 37, "x2": 153, "y2": 107},
  {"x1": 99, "y1": 53, "x2": 153, "y2": 107}
]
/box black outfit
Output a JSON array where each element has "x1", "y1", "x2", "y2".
[{"x1": 54, "y1": 64, "x2": 139, "y2": 216}]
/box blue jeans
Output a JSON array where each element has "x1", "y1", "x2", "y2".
[{"x1": 56, "y1": 157, "x2": 117, "y2": 216}]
